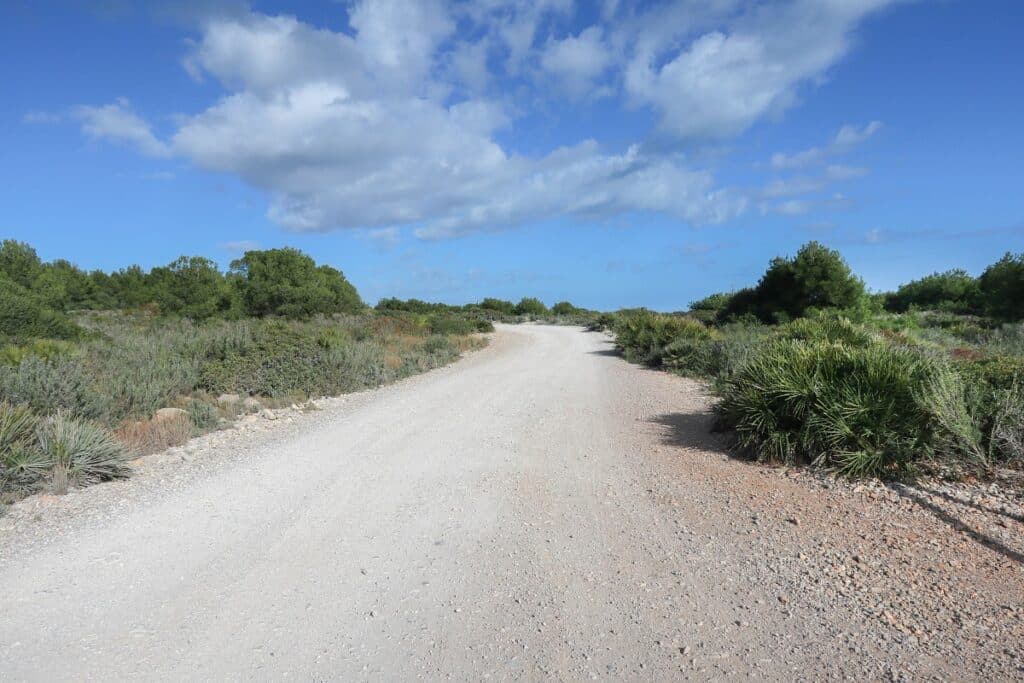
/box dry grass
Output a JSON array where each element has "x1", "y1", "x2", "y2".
[{"x1": 114, "y1": 414, "x2": 192, "y2": 457}]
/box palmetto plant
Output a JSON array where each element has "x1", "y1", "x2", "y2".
[
  {"x1": 716, "y1": 339, "x2": 983, "y2": 478},
  {"x1": 36, "y1": 412, "x2": 129, "y2": 494}
]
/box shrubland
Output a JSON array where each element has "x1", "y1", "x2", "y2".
[
  {"x1": 0, "y1": 241, "x2": 490, "y2": 504},
  {"x1": 607, "y1": 242, "x2": 1024, "y2": 480}
]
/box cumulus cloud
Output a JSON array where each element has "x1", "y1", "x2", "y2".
[
  {"x1": 540, "y1": 26, "x2": 611, "y2": 98},
  {"x1": 66, "y1": 1, "x2": 899, "y2": 237},
  {"x1": 74, "y1": 98, "x2": 170, "y2": 157},
  {"x1": 622, "y1": 1, "x2": 898, "y2": 140}
]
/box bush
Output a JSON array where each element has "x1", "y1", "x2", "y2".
[
  {"x1": 989, "y1": 380, "x2": 1024, "y2": 464},
  {"x1": 615, "y1": 313, "x2": 711, "y2": 366},
  {"x1": 0, "y1": 284, "x2": 82, "y2": 341},
  {"x1": 186, "y1": 398, "x2": 219, "y2": 431},
  {"x1": 428, "y1": 316, "x2": 479, "y2": 336},
  {"x1": 479, "y1": 298, "x2": 516, "y2": 315},
  {"x1": 0, "y1": 339, "x2": 75, "y2": 365},
  {"x1": 0, "y1": 402, "x2": 47, "y2": 489},
  {"x1": 551, "y1": 301, "x2": 583, "y2": 316},
  {"x1": 720, "y1": 242, "x2": 865, "y2": 323},
  {"x1": 716, "y1": 339, "x2": 981, "y2": 477},
  {"x1": 36, "y1": 412, "x2": 129, "y2": 493},
  {"x1": 777, "y1": 316, "x2": 874, "y2": 348},
  {"x1": 199, "y1": 322, "x2": 324, "y2": 397},
  {"x1": 978, "y1": 252, "x2": 1024, "y2": 321},
  {"x1": 0, "y1": 355, "x2": 105, "y2": 419},
  {"x1": 884, "y1": 269, "x2": 980, "y2": 314},
  {"x1": 230, "y1": 248, "x2": 363, "y2": 319},
  {"x1": 513, "y1": 297, "x2": 548, "y2": 316}
]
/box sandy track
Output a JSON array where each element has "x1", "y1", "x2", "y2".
[{"x1": 0, "y1": 325, "x2": 1020, "y2": 681}]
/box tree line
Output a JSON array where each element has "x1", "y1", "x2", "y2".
[{"x1": 0, "y1": 241, "x2": 364, "y2": 335}]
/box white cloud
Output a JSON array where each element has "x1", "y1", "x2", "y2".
[
  {"x1": 771, "y1": 120, "x2": 883, "y2": 169},
  {"x1": 67, "y1": 2, "x2": 900, "y2": 238},
  {"x1": 834, "y1": 120, "x2": 883, "y2": 147},
  {"x1": 541, "y1": 27, "x2": 611, "y2": 98},
  {"x1": 622, "y1": 1, "x2": 899, "y2": 140},
  {"x1": 74, "y1": 98, "x2": 171, "y2": 157}
]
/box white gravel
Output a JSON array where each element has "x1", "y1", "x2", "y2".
[{"x1": 0, "y1": 324, "x2": 1021, "y2": 681}]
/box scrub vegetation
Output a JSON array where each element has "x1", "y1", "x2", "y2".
[
  {"x1": 0, "y1": 240, "x2": 494, "y2": 503},
  {"x1": 604, "y1": 242, "x2": 1024, "y2": 480}
]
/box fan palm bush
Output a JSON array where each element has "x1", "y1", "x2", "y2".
[{"x1": 716, "y1": 339, "x2": 982, "y2": 478}]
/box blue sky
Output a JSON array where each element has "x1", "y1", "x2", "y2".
[{"x1": 1, "y1": 0, "x2": 1022, "y2": 311}]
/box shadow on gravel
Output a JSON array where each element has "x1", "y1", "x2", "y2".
[
  {"x1": 588, "y1": 348, "x2": 623, "y2": 357},
  {"x1": 916, "y1": 485, "x2": 1024, "y2": 524},
  {"x1": 649, "y1": 412, "x2": 732, "y2": 454},
  {"x1": 889, "y1": 485, "x2": 1024, "y2": 567}
]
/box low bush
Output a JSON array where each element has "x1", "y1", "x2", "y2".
[
  {"x1": 615, "y1": 313, "x2": 711, "y2": 366},
  {"x1": 186, "y1": 398, "x2": 219, "y2": 431},
  {"x1": 36, "y1": 412, "x2": 129, "y2": 493},
  {"x1": 716, "y1": 340, "x2": 981, "y2": 478},
  {"x1": 0, "y1": 285, "x2": 82, "y2": 342}
]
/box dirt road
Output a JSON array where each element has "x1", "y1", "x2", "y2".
[{"x1": 0, "y1": 325, "x2": 1021, "y2": 680}]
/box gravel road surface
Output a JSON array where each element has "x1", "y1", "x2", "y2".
[{"x1": 0, "y1": 325, "x2": 1021, "y2": 681}]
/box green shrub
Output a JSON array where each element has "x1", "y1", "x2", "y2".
[
  {"x1": 884, "y1": 269, "x2": 980, "y2": 314},
  {"x1": 186, "y1": 399, "x2": 219, "y2": 431},
  {"x1": 479, "y1": 298, "x2": 516, "y2": 315},
  {"x1": 978, "y1": 252, "x2": 1024, "y2": 321},
  {"x1": 199, "y1": 322, "x2": 323, "y2": 397},
  {"x1": 0, "y1": 284, "x2": 82, "y2": 341},
  {"x1": 720, "y1": 242, "x2": 866, "y2": 323},
  {"x1": 230, "y1": 248, "x2": 363, "y2": 319},
  {"x1": 428, "y1": 316, "x2": 478, "y2": 336},
  {"x1": 35, "y1": 413, "x2": 129, "y2": 493},
  {"x1": 0, "y1": 402, "x2": 47, "y2": 490},
  {"x1": 0, "y1": 339, "x2": 75, "y2": 366},
  {"x1": 0, "y1": 355, "x2": 105, "y2": 419},
  {"x1": 777, "y1": 316, "x2": 874, "y2": 347},
  {"x1": 513, "y1": 297, "x2": 548, "y2": 316},
  {"x1": 615, "y1": 313, "x2": 711, "y2": 366},
  {"x1": 989, "y1": 380, "x2": 1024, "y2": 464},
  {"x1": 716, "y1": 340, "x2": 981, "y2": 477}
]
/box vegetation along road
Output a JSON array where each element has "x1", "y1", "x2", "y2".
[{"x1": 0, "y1": 325, "x2": 1021, "y2": 680}]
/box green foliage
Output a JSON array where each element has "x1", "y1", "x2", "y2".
[
  {"x1": 479, "y1": 298, "x2": 516, "y2": 315},
  {"x1": 721, "y1": 242, "x2": 865, "y2": 323},
  {"x1": 199, "y1": 322, "x2": 325, "y2": 397},
  {"x1": 716, "y1": 339, "x2": 980, "y2": 477},
  {"x1": 884, "y1": 269, "x2": 980, "y2": 314},
  {"x1": 428, "y1": 315, "x2": 480, "y2": 336},
  {"x1": 688, "y1": 291, "x2": 734, "y2": 323},
  {"x1": 551, "y1": 301, "x2": 583, "y2": 316},
  {"x1": 615, "y1": 313, "x2": 711, "y2": 366},
  {"x1": 186, "y1": 399, "x2": 219, "y2": 431},
  {"x1": 147, "y1": 256, "x2": 238, "y2": 320},
  {"x1": 230, "y1": 248, "x2": 363, "y2": 319},
  {"x1": 0, "y1": 402, "x2": 47, "y2": 489},
  {"x1": 0, "y1": 240, "x2": 43, "y2": 289},
  {"x1": 513, "y1": 297, "x2": 548, "y2": 316},
  {"x1": 0, "y1": 339, "x2": 75, "y2": 366},
  {"x1": 36, "y1": 412, "x2": 129, "y2": 493},
  {"x1": 978, "y1": 252, "x2": 1024, "y2": 321},
  {"x1": 376, "y1": 297, "x2": 449, "y2": 314},
  {"x1": 0, "y1": 283, "x2": 83, "y2": 341},
  {"x1": 989, "y1": 379, "x2": 1024, "y2": 463},
  {"x1": 0, "y1": 355, "x2": 105, "y2": 419},
  {"x1": 777, "y1": 316, "x2": 874, "y2": 348}
]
